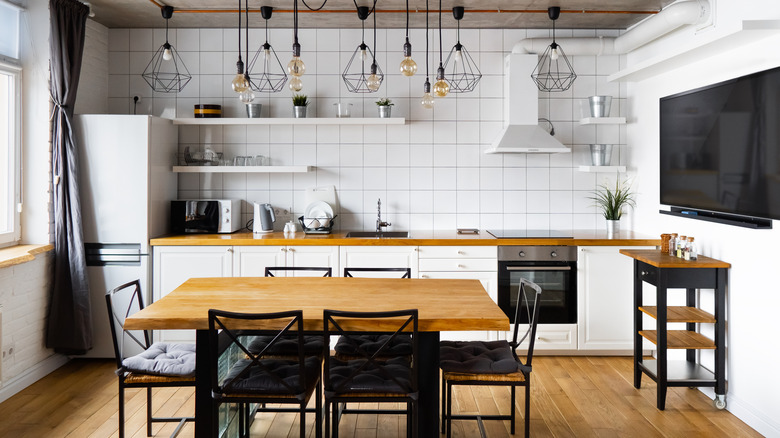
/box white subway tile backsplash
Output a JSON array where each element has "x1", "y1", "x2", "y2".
[
  {"x1": 480, "y1": 167, "x2": 503, "y2": 190},
  {"x1": 433, "y1": 168, "x2": 457, "y2": 191},
  {"x1": 410, "y1": 168, "x2": 433, "y2": 190},
  {"x1": 456, "y1": 168, "x2": 480, "y2": 191},
  {"x1": 527, "y1": 168, "x2": 550, "y2": 191}
]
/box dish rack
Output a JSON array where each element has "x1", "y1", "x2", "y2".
[
  {"x1": 177, "y1": 146, "x2": 222, "y2": 166},
  {"x1": 298, "y1": 215, "x2": 337, "y2": 234}
]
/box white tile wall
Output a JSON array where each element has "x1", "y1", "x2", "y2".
[{"x1": 108, "y1": 27, "x2": 628, "y2": 231}]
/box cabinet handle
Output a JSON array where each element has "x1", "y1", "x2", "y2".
[
  {"x1": 288, "y1": 248, "x2": 295, "y2": 252},
  {"x1": 457, "y1": 251, "x2": 465, "y2": 255},
  {"x1": 227, "y1": 248, "x2": 233, "y2": 253},
  {"x1": 458, "y1": 264, "x2": 465, "y2": 269},
  {"x1": 414, "y1": 248, "x2": 419, "y2": 252},
  {"x1": 281, "y1": 248, "x2": 287, "y2": 252},
  {"x1": 421, "y1": 275, "x2": 429, "y2": 279}
]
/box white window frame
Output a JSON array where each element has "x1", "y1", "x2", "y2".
[{"x1": 0, "y1": 61, "x2": 22, "y2": 248}]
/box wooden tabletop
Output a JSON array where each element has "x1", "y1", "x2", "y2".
[
  {"x1": 619, "y1": 249, "x2": 730, "y2": 269},
  {"x1": 125, "y1": 277, "x2": 509, "y2": 332}
]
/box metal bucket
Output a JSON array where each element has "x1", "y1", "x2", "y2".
[
  {"x1": 588, "y1": 96, "x2": 612, "y2": 117},
  {"x1": 589, "y1": 144, "x2": 613, "y2": 166},
  {"x1": 245, "y1": 103, "x2": 262, "y2": 118},
  {"x1": 293, "y1": 106, "x2": 307, "y2": 118},
  {"x1": 378, "y1": 106, "x2": 392, "y2": 118}
]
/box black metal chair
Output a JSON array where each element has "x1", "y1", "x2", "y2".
[
  {"x1": 323, "y1": 309, "x2": 419, "y2": 438},
  {"x1": 439, "y1": 278, "x2": 543, "y2": 438},
  {"x1": 265, "y1": 266, "x2": 333, "y2": 277},
  {"x1": 343, "y1": 267, "x2": 411, "y2": 278},
  {"x1": 105, "y1": 279, "x2": 195, "y2": 438},
  {"x1": 208, "y1": 309, "x2": 322, "y2": 438}
]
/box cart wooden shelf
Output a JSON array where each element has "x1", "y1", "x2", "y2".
[{"x1": 620, "y1": 249, "x2": 729, "y2": 411}]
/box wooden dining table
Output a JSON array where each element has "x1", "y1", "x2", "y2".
[{"x1": 124, "y1": 276, "x2": 509, "y2": 437}]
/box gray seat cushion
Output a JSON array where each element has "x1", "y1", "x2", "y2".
[
  {"x1": 122, "y1": 342, "x2": 196, "y2": 377},
  {"x1": 439, "y1": 340, "x2": 518, "y2": 374},
  {"x1": 328, "y1": 356, "x2": 412, "y2": 394},
  {"x1": 334, "y1": 334, "x2": 412, "y2": 357},
  {"x1": 221, "y1": 356, "x2": 321, "y2": 395}
]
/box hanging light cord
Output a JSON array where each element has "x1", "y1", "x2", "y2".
[
  {"x1": 405, "y1": 0, "x2": 410, "y2": 39},
  {"x1": 164, "y1": 10, "x2": 169, "y2": 44},
  {"x1": 236, "y1": 0, "x2": 242, "y2": 63},
  {"x1": 244, "y1": 0, "x2": 249, "y2": 70},
  {"x1": 438, "y1": 0, "x2": 443, "y2": 65},
  {"x1": 372, "y1": 3, "x2": 377, "y2": 66},
  {"x1": 301, "y1": 0, "x2": 328, "y2": 11},
  {"x1": 293, "y1": 0, "x2": 298, "y2": 45},
  {"x1": 425, "y1": 0, "x2": 429, "y2": 79}
]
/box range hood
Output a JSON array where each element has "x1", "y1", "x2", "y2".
[{"x1": 485, "y1": 53, "x2": 569, "y2": 154}]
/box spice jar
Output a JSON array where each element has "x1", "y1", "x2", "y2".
[
  {"x1": 668, "y1": 233, "x2": 678, "y2": 256},
  {"x1": 676, "y1": 235, "x2": 687, "y2": 258},
  {"x1": 660, "y1": 234, "x2": 671, "y2": 253}
]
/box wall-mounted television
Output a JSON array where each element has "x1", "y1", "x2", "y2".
[{"x1": 659, "y1": 66, "x2": 780, "y2": 228}]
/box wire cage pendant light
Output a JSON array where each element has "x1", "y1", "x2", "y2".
[
  {"x1": 142, "y1": 6, "x2": 191, "y2": 93},
  {"x1": 443, "y1": 6, "x2": 481, "y2": 93},
  {"x1": 247, "y1": 6, "x2": 288, "y2": 93},
  {"x1": 342, "y1": 5, "x2": 384, "y2": 93},
  {"x1": 531, "y1": 6, "x2": 577, "y2": 92}
]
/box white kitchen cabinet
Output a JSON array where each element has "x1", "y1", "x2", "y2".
[
  {"x1": 234, "y1": 245, "x2": 339, "y2": 277},
  {"x1": 152, "y1": 245, "x2": 233, "y2": 342},
  {"x1": 513, "y1": 324, "x2": 578, "y2": 352},
  {"x1": 339, "y1": 246, "x2": 419, "y2": 278},
  {"x1": 577, "y1": 245, "x2": 654, "y2": 352}
]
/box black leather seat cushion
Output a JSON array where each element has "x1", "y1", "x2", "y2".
[
  {"x1": 439, "y1": 340, "x2": 519, "y2": 374},
  {"x1": 246, "y1": 335, "x2": 324, "y2": 356},
  {"x1": 334, "y1": 334, "x2": 412, "y2": 357},
  {"x1": 221, "y1": 356, "x2": 320, "y2": 395},
  {"x1": 328, "y1": 356, "x2": 412, "y2": 394}
]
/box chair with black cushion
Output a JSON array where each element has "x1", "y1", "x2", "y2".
[
  {"x1": 265, "y1": 266, "x2": 333, "y2": 277},
  {"x1": 439, "y1": 278, "x2": 543, "y2": 438},
  {"x1": 105, "y1": 279, "x2": 196, "y2": 438},
  {"x1": 323, "y1": 309, "x2": 419, "y2": 438},
  {"x1": 208, "y1": 309, "x2": 322, "y2": 438}
]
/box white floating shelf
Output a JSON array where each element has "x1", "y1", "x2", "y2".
[
  {"x1": 578, "y1": 165, "x2": 627, "y2": 173},
  {"x1": 608, "y1": 20, "x2": 780, "y2": 82},
  {"x1": 172, "y1": 166, "x2": 312, "y2": 173},
  {"x1": 172, "y1": 117, "x2": 406, "y2": 125},
  {"x1": 579, "y1": 117, "x2": 626, "y2": 125}
]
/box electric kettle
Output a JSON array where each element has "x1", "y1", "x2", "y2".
[{"x1": 253, "y1": 202, "x2": 275, "y2": 233}]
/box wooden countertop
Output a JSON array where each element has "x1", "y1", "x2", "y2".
[
  {"x1": 620, "y1": 249, "x2": 730, "y2": 268},
  {"x1": 151, "y1": 229, "x2": 661, "y2": 247}
]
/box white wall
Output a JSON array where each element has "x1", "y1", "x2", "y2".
[
  {"x1": 627, "y1": 1, "x2": 780, "y2": 435},
  {"x1": 106, "y1": 27, "x2": 629, "y2": 232},
  {"x1": 74, "y1": 19, "x2": 108, "y2": 115}
]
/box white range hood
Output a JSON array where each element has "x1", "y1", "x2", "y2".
[{"x1": 485, "y1": 53, "x2": 569, "y2": 154}]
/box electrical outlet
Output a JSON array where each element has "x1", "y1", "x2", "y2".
[{"x1": 274, "y1": 207, "x2": 293, "y2": 227}]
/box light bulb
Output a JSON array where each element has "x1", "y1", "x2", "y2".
[
  {"x1": 289, "y1": 76, "x2": 303, "y2": 92},
  {"x1": 367, "y1": 73, "x2": 381, "y2": 91},
  {"x1": 360, "y1": 49, "x2": 368, "y2": 62},
  {"x1": 454, "y1": 49, "x2": 463, "y2": 64},
  {"x1": 263, "y1": 48, "x2": 270, "y2": 60},
  {"x1": 231, "y1": 73, "x2": 249, "y2": 93},
  {"x1": 550, "y1": 47, "x2": 559, "y2": 61},
  {"x1": 163, "y1": 47, "x2": 173, "y2": 61},
  {"x1": 287, "y1": 56, "x2": 305, "y2": 77},
  {"x1": 421, "y1": 92, "x2": 434, "y2": 109},
  {"x1": 239, "y1": 90, "x2": 255, "y2": 103},
  {"x1": 433, "y1": 79, "x2": 450, "y2": 98},
  {"x1": 400, "y1": 57, "x2": 417, "y2": 76}
]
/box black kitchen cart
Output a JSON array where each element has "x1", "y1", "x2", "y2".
[{"x1": 620, "y1": 249, "x2": 729, "y2": 410}]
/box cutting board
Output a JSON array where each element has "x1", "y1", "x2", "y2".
[{"x1": 304, "y1": 186, "x2": 337, "y2": 211}]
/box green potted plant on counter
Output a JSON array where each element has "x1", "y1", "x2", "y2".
[
  {"x1": 375, "y1": 98, "x2": 393, "y2": 118},
  {"x1": 590, "y1": 178, "x2": 636, "y2": 236},
  {"x1": 292, "y1": 94, "x2": 308, "y2": 118}
]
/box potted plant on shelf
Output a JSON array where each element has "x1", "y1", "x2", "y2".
[
  {"x1": 590, "y1": 178, "x2": 636, "y2": 236},
  {"x1": 292, "y1": 94, "x2": 308, "y2": 118},
  {"x1": 375, "y1": 98, "x2": 393, "y2": 118}
]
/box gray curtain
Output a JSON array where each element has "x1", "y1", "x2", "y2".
[{"x1": 46, "y1": 0, "x2": 91, "y2": 354}]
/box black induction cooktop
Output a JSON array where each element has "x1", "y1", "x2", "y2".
[{"x1": 487, "y1": 229, "x2": 573, "y2": 239}]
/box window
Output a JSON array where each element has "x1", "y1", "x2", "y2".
[{"x1": 0, "y1": 64, "x2": 21, "y2": 247}]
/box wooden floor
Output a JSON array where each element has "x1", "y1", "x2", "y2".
[{"x1": 0, "y1": 357, "x2": 760, "y2": 438}]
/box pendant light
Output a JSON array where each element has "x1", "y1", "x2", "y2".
[
  {"x1": 230, "y1": 0, "x2": 250, "y2": 96},
  {"x1": 287, "y1": 0, "x2": 305, "y2": 92},
  {"x1": 531, "y1": 6, "x2": 577, "y2": 92},
  {"x1": 238, "y1": 0, "x2": 255, "y2": 103},
  {"x1": 432, "y1": 0, "x2": 449, "y2": 98},
  {"x1": 421, "y1": 0, "x2": 434, "y2": 109},
  {"x1": 247, "y1": 6, "x2": 288, "y2": 93},
  {"x1": 342, "y1": 5, "x2": 384, "y2": 93},
  {"x1": 443, "y1": 7, "x2": 481, "y2": 93},
  {"x1": 399, "y1": 0, "x2": 417, "y2": 77},
  {"x1": 141, "y1": 6, "x2": 191, "y2": 92}
]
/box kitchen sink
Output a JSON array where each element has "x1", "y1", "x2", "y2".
[{"x1": 345, "y1": 231, "x2": 409, "y2": 238}]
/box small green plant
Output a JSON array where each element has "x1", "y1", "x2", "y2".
[
  {"x1": 292, "y1": 94, "x2": 308, "y2": 106},
  {"x1": 375, "y1": 98, "x2": 394, "y2": 106},
  {"x1": 589, "y1": 179, "x2": 636, "y2": 220}
]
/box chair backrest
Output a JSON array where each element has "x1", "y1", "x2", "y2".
[
  {"x1": 265, "y1": 266, "x2": 333, "y2": 277},
  {"x1": 105, "y1": 279, "x2": 151, "y2": 370},
  {"x1": 509, "y1": 278, "x2": 543, "y2": 369},
  {"x1": 208, "y1": 309, "x2": 308, "y2": 398},
  {"x1": 323, "y1": 309, "x2": 418, "y2": 395},
  {"x1": 343, "y1": 267, "x2": 411, "y2": 278}
]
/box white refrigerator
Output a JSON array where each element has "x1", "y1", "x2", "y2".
[{"x1": 74, "y1": 115, "x2": 178, "y2": 358}]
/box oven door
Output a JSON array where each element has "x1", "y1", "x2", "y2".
[{"x1": 498, "y1": 261, "x2": 577, "y2": 324}]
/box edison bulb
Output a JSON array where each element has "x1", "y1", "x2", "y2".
[
  {"x1": 231, "y1": 73, "x2": 250, "y2": 93},
  {"x1": 433, "y1": 79, "x2": 450, "y2": 98},
  {"x1": 366, "y1": 73, "x2": 381, "y2": 91},
  {"x1": 550, "y1": 47, "x2": 559, "y2": 61},
  {"x1": 421, "y1": 92, "x2": 434, "y2": 109},
  {"x1": 162, "y1": 47, "x2": 173, "y2": 61},
  {"x1": 289, "y1": 76, "x2": 303, "y2": 92},
  {"x1": 399, "y1": 57, "x2": 417, "y2": 76},
  {"x1": 239, "y1": 90, "x2": 255, "y2": 103},
  {"x1": 287, "y1": 56, "x2": 305, "y2": 76}
]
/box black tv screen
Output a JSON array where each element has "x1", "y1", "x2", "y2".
[{"x1": 660, "y1": 66, "x2": 780, "y2": 221}]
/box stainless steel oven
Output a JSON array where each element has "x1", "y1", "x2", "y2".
[{"x1": 497, "y1": 246, "x2": 577, "y2": 324}]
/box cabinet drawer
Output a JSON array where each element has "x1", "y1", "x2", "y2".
[
  {"x1": 419, "y1": 258, "x2": 497, "y2": 272},
  {"x1": 511, "y1": 324, "x2": 577, "y2": 351},
  {"x1": 418, "y1": 246, "x2": 496, "y2": 259}
]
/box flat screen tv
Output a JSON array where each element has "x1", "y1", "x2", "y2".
[{"x1": 659, "y1": 66, "x2": 780, "y2": 227}]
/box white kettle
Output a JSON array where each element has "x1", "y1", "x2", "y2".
[{"x1": 253, "y1": 202, "x2": 275, "y2": 233}]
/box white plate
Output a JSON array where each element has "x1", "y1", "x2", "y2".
[{"x1": 304, "y1": 200, "x2": 333, "y2": 220}]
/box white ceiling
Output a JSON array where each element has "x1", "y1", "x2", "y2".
[{"x1": 84, "y1": 0, "x2": 677, "y2": 29}]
